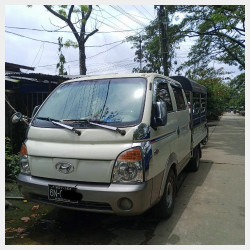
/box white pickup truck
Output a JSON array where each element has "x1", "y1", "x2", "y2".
[{"x1": 13, "y1": 73, "x2": 208, "y2": 219}]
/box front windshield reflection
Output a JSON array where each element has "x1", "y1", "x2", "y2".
[{"x1": 35, "y1": 77, "x2": 146, "y2": 127}]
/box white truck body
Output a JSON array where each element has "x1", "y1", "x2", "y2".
[{"x1": 17, "y1": 73, "x2": 207, "y2": 217}]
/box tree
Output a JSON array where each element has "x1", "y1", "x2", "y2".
[
  {"x1": 185, "y1": 67, "x2": 231, "y2": 118},
  {"x1": 227, "y1": 73, "x2": 245, "y2": 109},
  {"x1": 177, "y1": 5, "x2": 245, "y2": 72},
  {"x1": 57, "y1": 37, "x2": 67, "y2": 75},
  {"x1": 127, "y1": 6, "x2": 185, "y2": 75},
  {"x1": 127, "y1": 19, "x2": 162, "y2": 73},
  {"x1": 44, "y1": 5, "x2": 98, "y2": 75}
]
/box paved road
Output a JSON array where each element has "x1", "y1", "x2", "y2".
[
  {"x1": 148, "y1": 112, "x2": 245, "y2": 244},
  {"x1": 6, "y1": 113, "x2": 245, "y2": 245}
]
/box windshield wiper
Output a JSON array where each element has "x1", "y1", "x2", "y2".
[
  {"x1": 36, "y1": 117, "x2": 81, "y2": 136},
  {"x1": 89, "y1": 121, "x2": 126, "y2": 136},
  {"x1": 62, "y1": 119, "x2": 126, "y2": 136}
]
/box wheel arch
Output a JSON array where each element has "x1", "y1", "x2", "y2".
[{"x1": 159, "y1": 152, "x2": 178, "y2": 198}]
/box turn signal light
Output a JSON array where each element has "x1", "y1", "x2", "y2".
[
  {"x1": 117, "y1": 148, "x2": 142, "y2": 161},
  {"x1": 20, "y1": 144, "x2": 28, "y2": 155}
]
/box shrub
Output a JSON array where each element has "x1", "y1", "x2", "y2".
[{"x1": 5, "y1": 137, "x2": 20, "y2": 179}]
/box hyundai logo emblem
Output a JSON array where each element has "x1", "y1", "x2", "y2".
[{"x1": 55, "y1": 162, "x2": 74, "y2": 174}]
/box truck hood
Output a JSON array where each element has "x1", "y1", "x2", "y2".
[{"x1": 26, "y1": 126, "x2": 135, "y2": 183}]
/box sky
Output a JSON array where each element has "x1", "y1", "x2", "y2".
[
  {"x1": 5, "y1": 5, "x2": 158, "y2": 75},
  {"x1": 4, "y1": 3, "x2": 243, "y2": 78}
]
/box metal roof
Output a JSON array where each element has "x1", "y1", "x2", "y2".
[
  {"x1": 5, "y1": 62, "x2": 35, "y2": 73},
  {"x1": 5, "y1": 72, "x2": 74, "y2": 84},
  {"x1": 170, "y1": 76, "x2": 207, "y2": 94}
]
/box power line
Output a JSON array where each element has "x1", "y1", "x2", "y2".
[
  {"x1": 92, "y1": 7, "x2": 122, "y2": 31},
  {"x1": 5, "y1": 25, "x2": 143, "y2": 34},
  {"x1": 110, "y1": 5, "x2": 147, "y2": 28},
  {"x1": 88, "y1": 61, "x2": 137, "y2": 74},
  {"x1": 31, "y1": 43, "x2": 45, "y2": 67},
  {"x1": 129, "y1": 11, "x2": 152, "y2": 21},
  {"x1": 36, "y1": 41, "x2": 126, "y2": 68},
  {"x1": 100, "y1": 6, "x2": 134, "y2": 30},
  {"x1": 87, "y1": 56, "x2": 135, "y2": 67},
  {"x1": 133, "y1": 5, "x2": 150, "y2": 20},
  {"x1": 94, "y1": 6, "x2": 128, "y2": 32},
  {"x1": 87, "y1": 41, "x2": 125, "y2": 59},
  {"x1": 140, "y1": 6, "x2": 155, "y2": 19},
  {"x1": 5, "y1": 30, "x2": 126, "y2": 48},
  {"x1": 6, "y1": 6, "x2": 151, "y2": 73}
]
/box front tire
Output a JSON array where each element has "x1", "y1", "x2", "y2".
[{"x1": 153, "y1": 169, "x2": 176, "y2": 219}]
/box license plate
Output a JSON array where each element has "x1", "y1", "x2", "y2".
[{"x1": 48, "y1": 185, "x2": 78, "y2": 203}]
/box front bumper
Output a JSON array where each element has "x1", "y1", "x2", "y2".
[{"x1": 17, "y1": 174, "x2": 153, "y2": 215}]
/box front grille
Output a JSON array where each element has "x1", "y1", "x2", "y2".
[{"x1": 30, "y1": 194, "x2": 112, "y2": 211}]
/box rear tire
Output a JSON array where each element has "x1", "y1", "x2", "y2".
[
  {"x1": 153, "y1": 169, "x2": 176, "y2": 219},
  {"x1": 202, "y1": 126, "x2": 209, "y2": 145},
  {"x1": 189, "y1": 145, "x2": 200, "y2": 172}
]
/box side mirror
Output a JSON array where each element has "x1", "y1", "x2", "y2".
[
  {"x1": 11, "y1": 112, "x2": 23, "y2": 124},
  {"x1": 156, "y1": 102, "x2": 167, "y2": 126},
  {"x1": 150, "y1": 102, "x2": 167, "y2": 129},
  {"x1": 32, "y1": 105, "x2": 40, "y2": 118}
]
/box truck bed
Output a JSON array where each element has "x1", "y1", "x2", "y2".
[{"x1": 192, "y1": 121, "x2": 207, "y2": 148}]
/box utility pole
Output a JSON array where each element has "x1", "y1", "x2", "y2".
[{"x1": 156, "y1": 5, "x2": 169, "y2": 76}]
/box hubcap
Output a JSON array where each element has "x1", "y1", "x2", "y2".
[{"x1": 166, "y1": 181, "x2": 173, "y2": 208}]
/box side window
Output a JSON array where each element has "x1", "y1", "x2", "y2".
[
  {"x1": 201, "y1": 94, "x2": 206, "y2": 114},
  {"x1": 193, "y1": 92, "x2": 201, "y2": 115},
  {"x1": 171, "y1": 85, "x2": 186, "y2": 111},
  {"x1": 184, "y1": 91, "x2": 191, "y2": 103},
  {"x1": 154, "y1": 78, "x2": 173, "y2": 112}
]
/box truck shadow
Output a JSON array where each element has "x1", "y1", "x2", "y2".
[{"x1": 24, "y1": 161, "x2": 213, "y2": 245}]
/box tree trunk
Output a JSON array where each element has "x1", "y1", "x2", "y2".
[{"x1": 79, "y1": 44, "x2": 86, "y2": 75}]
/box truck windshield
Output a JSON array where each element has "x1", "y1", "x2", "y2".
[{"x1": 34, "y1": 77, "x2": 146, "y2": 127}]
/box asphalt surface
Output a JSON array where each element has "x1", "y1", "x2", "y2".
[{"x1": 148, "y1": 112, "x2": 245, "y2": 244}]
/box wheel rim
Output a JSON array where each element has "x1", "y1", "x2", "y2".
[{"x1": 166, "y1": 180, "x2": 173, "y2": 208}]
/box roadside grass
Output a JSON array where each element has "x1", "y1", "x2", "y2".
[{"x1": 5, "y1": 181, "x2": 54, "y2": 244}]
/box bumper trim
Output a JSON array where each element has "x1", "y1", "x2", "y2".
[{"x1": 17, "y1": 174, "x2": 153, "y2": 215}]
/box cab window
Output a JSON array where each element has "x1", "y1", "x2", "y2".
[
  {"x1": 171, "y1": 85, "x2": 186, "y2": 111},
  {"x1": 153, "y1": 78, "x2": 173, "y2": 112}
]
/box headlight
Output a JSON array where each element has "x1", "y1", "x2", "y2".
[
  {"x1": 20, "y1": 144, "x2": 31, "y2": 175},
  {"x1": 112, "y1": 147, "x2": 144, "y2": 183}
]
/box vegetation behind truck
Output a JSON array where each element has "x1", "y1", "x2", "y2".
[{"x1": 13, "y1": 73, "x2": 208, "y2": 219}]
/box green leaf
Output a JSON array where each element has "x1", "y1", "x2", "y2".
[
  {"x1": 80, "y1": 5, "x2": 89, "y2": 13},
  {"x1": 58, "y1": 9, "x2": 67, "y2": 18},
  {"x1": 65, "y1": 39, "x2": 78, "y2": 48}
]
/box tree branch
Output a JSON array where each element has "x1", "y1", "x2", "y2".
[
  {"x1": 184, "y1": 29, "x2": 245, "y2": 48},
  {"x1": 84, "y1": 29, "x2": 99, "y2": 43},
  {"x1": 68, "y1": 5, "x2": 74, "y2": 20},
  {"x1": 44, "y1": 5, "x2": 80, "y2": 42},
  {"x1": 85, "y1": 5, "x2": 92, "y2": 21},
  {"x1": 44, "y1": 5, "x2": 68, "y2": 22},
  {"x1": 220, "y1": 40, "x2": 245, "y2": 68}
]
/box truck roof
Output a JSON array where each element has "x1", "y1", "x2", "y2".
[
  {"x1": 63, "y1": 73, "x2": 182, "y2": 88},
  {"x1": 170, "y1": 76, "x2": 207, "y2": 94}
]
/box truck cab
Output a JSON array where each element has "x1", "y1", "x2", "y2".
[{"x1": 16, "y1": 73, "x2": 206, "y2": 218}]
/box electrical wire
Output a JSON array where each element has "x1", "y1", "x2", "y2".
[
  {"x1": 5, "y1": 30, "x2": 126, "y2": 48},
  {"x1": 110, "y1": 5, "x2": 147, "y2": 28},
  {"x1": 6, "y1": 6, "x2": 153, "y2": 73},
  {"x1": 97, "y1": 6, "x2": 134, "y2": 30},
  {"x1": 5, "y1": 25, "x2": 144, "y2": 34},
  {"x1": 140, "y1": 5, "x2": 155, "y2": 19}
]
